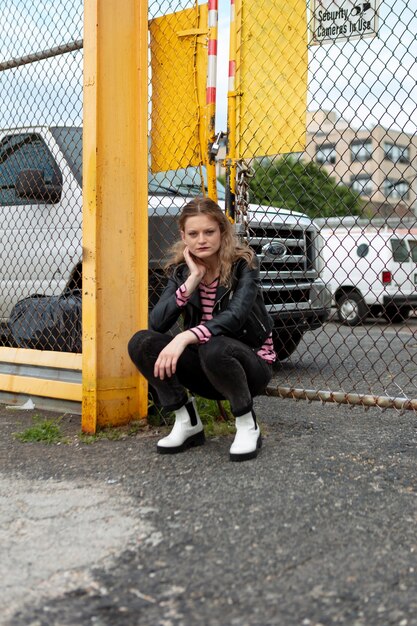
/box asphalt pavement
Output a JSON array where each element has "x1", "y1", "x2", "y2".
[{"x1": 1, "y1": 389, "x2": 417, "y2": 626}]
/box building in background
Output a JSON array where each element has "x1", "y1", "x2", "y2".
[
  {"x1": 216, "y1": 109, "x2": 417, "y2": 220},
  {"x1": 305, "y1": 110, "x2": 417, "y2": 218}
]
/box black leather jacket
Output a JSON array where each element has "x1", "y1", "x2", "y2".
[{"x1": 150, "y1": 258, "x2": 274, "y2": 349}]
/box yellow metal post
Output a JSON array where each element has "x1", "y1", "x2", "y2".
[{"x1": 82, "y1": 0, "x2": 148, "y2": 432}]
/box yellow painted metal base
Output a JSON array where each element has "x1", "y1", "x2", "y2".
[{"x1": 0, "y1": 347, "x2": 82, "y2": 402}]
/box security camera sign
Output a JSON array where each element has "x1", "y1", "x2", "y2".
[{"x1": 310, "y1": 0, "x2": 379, "y2": 45}]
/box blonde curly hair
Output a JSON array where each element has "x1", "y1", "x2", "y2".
[{"x1": 165, "y1": 197, "x2": 254, "y2": 286}]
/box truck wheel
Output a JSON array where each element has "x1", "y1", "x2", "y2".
[
  {"x1": 336, "y1": 292, "x2": 367, "y2": 326},
  {"x1": 272, "y1": 329, "x2": 303, "y2": 362},
  {"x1": 384, "y1": 305, "x2": 411, "y2": 324}
]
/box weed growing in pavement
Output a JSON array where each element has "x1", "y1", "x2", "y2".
[
  {"x1": 146, "y1": 398, "x2": 173, "y2": 428},
  {"x1": 148, "y1": 395, "x2": 235, "y2": 437},
  {"x1": 195, "y1": 396, "x2": 235, "y2": 436},
  {"x1": 78, "y1": 429, "x2": 122, "y2": 445},
  {"x1": 13, "y1": 415, "x2": 68, "y2": 444},
  {"x1": 78, "y1": 419, "x2": 148, "y2": 444},
  {"x1": 11, "y1": 398, "x2": 234, "y2": 445}
]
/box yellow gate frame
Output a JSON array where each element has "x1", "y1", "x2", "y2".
[
  {"x1": 0, "y1": 1, "x2": 149, "y2": 433},
  {"x1": 82, "y1": 0, "x2": 149, "y2": 433}
]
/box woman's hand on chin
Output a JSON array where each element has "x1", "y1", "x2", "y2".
[{"x1": 183, "y1": 247, "x2": 206, "y2": 292}]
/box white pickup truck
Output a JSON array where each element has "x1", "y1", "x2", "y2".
[{"x1": 0, "y1": 125, "x2": 331, "y2": 358}]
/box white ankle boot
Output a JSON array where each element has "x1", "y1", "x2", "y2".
[
  {"x1": 229, "y1": 410, "x2": 262, "y2": 461},
  {"x1": 157, "y1": 397, "x2": 205, "y2": 454}
]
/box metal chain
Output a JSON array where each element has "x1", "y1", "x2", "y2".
[{"x1": 235, "y1": 160, "x2": 254, "y2": 239}]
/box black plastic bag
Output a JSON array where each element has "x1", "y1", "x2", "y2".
[{"x1": 9, "y1": 290, "x2": 82, "y2": 352}]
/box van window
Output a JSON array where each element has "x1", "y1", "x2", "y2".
[
  {"x1": 0, "y1": 133, "x2": 61, "y2": 205},
  {"x1": 50, "y1": 126, "x2": 82, "y2": 186},
  {"x1": 149, "y1": 166, "x2": 226, "y2": 200},
  {"x1": 391, "y1": 238, "x2": 410, "y2": 262},
  {"x1": 49, "y1": 125, "x2": 227, "y2": 200},
  {"x1": 356, "y1": 243, "x2": 369, "y2": 258},
  {"x1": 408, "y1": 240, "x2": 417, "y2": 263}
]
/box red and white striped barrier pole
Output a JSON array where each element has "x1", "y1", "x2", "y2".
[
  {"x1": 225, "y1": 0, "x2": 237, "y2": 222},
  {"x1": 206, "y1": 0, "x2": 218, "y2": 202}
]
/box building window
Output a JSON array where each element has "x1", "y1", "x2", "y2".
[
  {"x1": 383, "y1": 178, "x2": 410, "y2": 200},
  {"x1": 384, "y1": 142, "x2": 410, "y2": 164},
  {"x1": 316, "y1": 143, "x2": 336, "y2": 165},
  {"x1": 351, "y1": 175, "x2": 373, "y2": 196},
  {"x1": 350, "y1": 139, "x2": 372, "y2": 162}
]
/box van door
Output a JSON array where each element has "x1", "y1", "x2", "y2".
[
  {"x1": 0, "y1": 132, "x2": 64, "y2": 319},
  {"x1": 386, "y1": 237, "x2": 417, "y2": 320},
  {"x1": 407, "y1": 238, "x2": 417, "y2": 287},
  {"x1": 390, "y1": 237, "x2": 416, "y2": 291}
]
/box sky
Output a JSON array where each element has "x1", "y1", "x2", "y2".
[
  {"x1": 214, "y1": 0, "x2": 417, "y2": 134},
  {"x1": 0, "y1": 0, "x2": 83, "y2": 127},
  {"x1": 307, "y1": 0, "x2": 417, "y2": 134},
  {"x1": 0, "y1": 0, "x2": 415, "y2": 138}
]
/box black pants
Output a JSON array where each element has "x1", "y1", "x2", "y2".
[{"x1": 128, "y1": 330, "x2": 273, "y2": 417}]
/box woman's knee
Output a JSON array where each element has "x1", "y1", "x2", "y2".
[
  {"x1": 128, "y1": 329, "x2": 150, "y2": 359},
  {"x1": 199, "y1": 336, "x2": 231, "y2": 367},
  {"x1": 128, "y1": 329, "x2": 166, "y2": 366}
]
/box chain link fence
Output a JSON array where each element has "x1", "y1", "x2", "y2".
[
  {"x1": 257, "y1": 0, "x2": 417, "y2": 410},
  {"x1": 0, "y1": 0, "x2": 83, "y2": 351},
  {"x1": 0, "y1": 0, "x2": 416, "y2": 411}
]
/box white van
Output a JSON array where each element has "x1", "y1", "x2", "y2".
[{"x1": 320, "y1": 226, "x2": 417, "y2": 325}]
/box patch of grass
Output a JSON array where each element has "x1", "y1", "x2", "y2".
[
  {"x1": 78, "y1": 396, "x2": 235, "y2": 443},
  {"x1": 127, "y1": 420, "x2": 148, "y2": 436},
  {"x1": 146, "y1": 399, "x2": 173, "y2": 428},
  {"x1": 78, "y1": 429, "x2": 123, "y2": 445},
  {"x1": 13, "y1": 415, "x2": 68, "y2": 444},
  {"x1": 195, "y1": 397, "x2": 235, "y2": 437},
  {"x1": 149, "y1": 395, "x2": 235, "y2": 438},
  {"x1": 78, "y1": 419, "x2": 148, "y2": 444}
]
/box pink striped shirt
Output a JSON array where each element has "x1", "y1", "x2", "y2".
[{"x1": 175, "y1": 279, "x2": 276, "y2": 363}]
